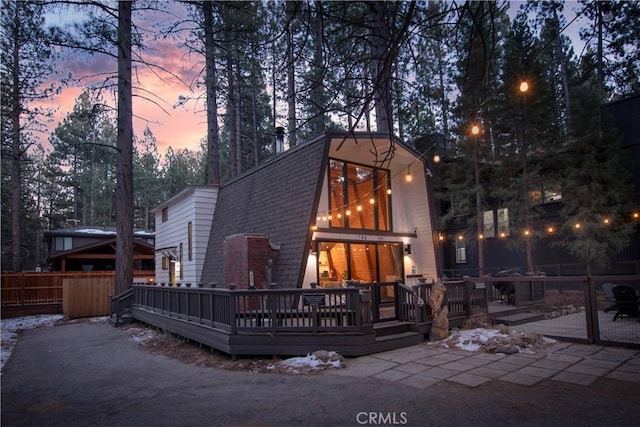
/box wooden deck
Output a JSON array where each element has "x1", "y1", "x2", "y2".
[{"x1": 121, "y1": 280, "x2": 490, "y2": 357}]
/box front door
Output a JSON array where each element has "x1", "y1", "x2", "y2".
[{"x1": 316, "y1": 241, "x2": 403, "y2": 321}]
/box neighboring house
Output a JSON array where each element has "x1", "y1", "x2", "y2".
[
  {"x1": 44, "y1": 227, "x2": 155, "y2": 273},
  {"x1": 153, "y1": 186, "x2": 218, "y2": 285},
  {"x1": 197, "y1": 131, "x2": 440, "y2": 289},
  {"x1": 438, "y1": 94, "x2": 640, "y2": 277}
]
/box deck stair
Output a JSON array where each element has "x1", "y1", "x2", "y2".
[
  {"x1": 371, "y1": 321, "x2": 424, "y2": 352},
  {"x1": 492, "y1": 312, "x2": 545, "y2": 326}
]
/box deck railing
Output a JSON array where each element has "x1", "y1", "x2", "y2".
[
  {"x1": 413, "y1": 280, "x2": 488, "y2": 322},
  {"x1": 132, "y1": 284, "x2": 368, "y2": 334}
]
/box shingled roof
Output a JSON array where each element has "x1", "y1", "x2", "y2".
[{"x1": 200, "y1": 133, "x2": 329, "y2": 288}]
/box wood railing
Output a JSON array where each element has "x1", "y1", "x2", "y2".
[
  {"x1": 413, "y1": 280, "x2": 488, "y2": 323},
  {"x1": 132, "y1": 284, "x2": 368, "y2": 334}
]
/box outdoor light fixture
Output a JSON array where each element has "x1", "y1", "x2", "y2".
[
  {"x1": 405, "y1": 167, "x2": 412, "y2": 182},
  {"x1": 547, "y1": 227, "x2": 554, "y2": 233},
  {"x1": 575, "y1": 223, "x2": 581, "y2": 229},
  {"x1": 603, "y1": 218, "x2": 610, "y2": 224},
  {"x1": 433, "y1": 153, "x2": 441, "y2": 163},
  {"x1": 404, "y1": 244, "x2": 412, "y2": 255},
  {"x1": 520, "y1": 81, "x2": 529, "y2": 93},
  {"x1": 471, "y1": 124, "x2": 480, "y2": 135},
  {"x1": 387, "y1": 188, "x2": 392, "y2": 195}
]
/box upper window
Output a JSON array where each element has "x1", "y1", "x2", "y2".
[
  {"x1": 54, "y1": 236, "x2": 73, "y2": 251},
  {"x1": 161, "y1": 207, "x2": 168, "y2": 222},
  {"x1": 328, "y1": 159, "x2": 391, "y2": 231}
]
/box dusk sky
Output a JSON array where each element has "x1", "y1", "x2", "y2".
[{"x1": 39, "y1": 1, "x2": 587, "y2": 160}]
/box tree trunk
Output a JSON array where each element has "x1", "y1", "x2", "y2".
[
  {"x1": 367, "y1": 1, "x2": 392, "y2": 133},
  {"x1": 286, "y1": 1, "x2": 297, "y2": 147},
  {"x1": 203, "y1": 1, "x2": 220, "y2": 185},
  {"x1": 10, "y1": 2, "x2": 21, "y2": 272},
  {"x1": 115, "y1": 0, "x2": 134, "y2": 294}
]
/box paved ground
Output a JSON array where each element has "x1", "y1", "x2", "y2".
[{"x1": 2, "y1": 322, "x2": 640, "y2": 427}]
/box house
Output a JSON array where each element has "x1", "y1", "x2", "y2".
[
  {"x1": 133, "y1": 131, "x2": 443, "y2": 356},
  {"x1": 44, "y1": 227, "x2": 155, "y2": 273},
  {"x1": 197, "y1": 131, "x2": 440, "y2": 290},
  {"x1": 153, "y1": 186, "x2": 218, "y2": 285},
  {"x1": 437, "y1": 94, "x2": 640, "y2": 277}
]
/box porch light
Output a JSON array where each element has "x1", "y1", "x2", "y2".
[
  {"x1": 404, "y1": 244, "x2": 412, "y2": 255},
  {"x1": 405, "y1": 167, "x2": 412, "y2": 182}
]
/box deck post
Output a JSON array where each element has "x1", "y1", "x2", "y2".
[{"x1": 229, "y1": 291, "x2": 237, "y2": 334}]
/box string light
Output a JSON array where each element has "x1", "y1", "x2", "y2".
[
  {"x1": 405, "y1": 167, "x2": 412, "y2": 182},
  {"x1": 574, "y1": 223, "x2": 581, "y2": 229},
  {"x1": 478, "y1": 234, "x2": 484, "y2": 239}
]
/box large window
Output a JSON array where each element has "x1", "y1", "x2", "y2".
[
  {"x1": 328, "y1": 159, "x2": 391, "y2": 231},
  {"x1": 317, "y1": 241, "x2": 403, "y2": 285}
]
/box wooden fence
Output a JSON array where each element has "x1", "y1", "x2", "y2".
[{"x1": 1, "y1": 271, "x2": 154, "y2": 319}]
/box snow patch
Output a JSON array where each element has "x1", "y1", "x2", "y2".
[{"x1": 279, "y1": 351, "x2": 344, "y2": 374}]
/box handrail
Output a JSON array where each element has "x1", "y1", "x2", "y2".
[
  {"x1": 111, "y1": 287, "x2": 134, "y2": 327},
  {"x1": 130, "y1": 285, "x2": 366, "y2": 334}
]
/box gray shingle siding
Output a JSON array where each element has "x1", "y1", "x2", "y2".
[{"x1": 201, "y1": 135, "x2": 328, "y2": 288}]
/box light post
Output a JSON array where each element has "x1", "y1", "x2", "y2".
[{"x1": 471, "y1": 123, "x2": 484, "y2": 276}]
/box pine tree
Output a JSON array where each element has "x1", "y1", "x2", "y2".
[{"x1": 1, "y1": 0, "x2": 59, "y2": 271}]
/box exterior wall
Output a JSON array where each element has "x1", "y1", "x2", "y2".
[
  {"x1": 390, "y1": 169, "x2": 438, "y2": 283},
  {"x1": 305, "y1": 136, "x2": 439, "y2": 286},
  {"x1": 154, "y1": 187, "x2": 218, "y2": 284}
]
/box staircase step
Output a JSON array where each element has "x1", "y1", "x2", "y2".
[
  {"x1": 108, "y1": 313, "x2": 135, "y2": 327},
  {"x1": 493, "y1": 312, "x2": 545, "y2": 326},
  {"x1": 372, "y1": 331, "x2": 424, "y2": 352},
  {"x1": 374, "y1": 320, "x2": 413, "y2": 337}
]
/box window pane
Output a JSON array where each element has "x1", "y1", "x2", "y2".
[
  {"x1": 329, "y1": 160, "x2": 345, "y2": 227},
  {"x1": 455, "y1": 240, "x2": 466, "y2": 263},
  {"x1": 376, "y1": 170, "x2": 390, "y2": 231},
  {"x1": 350, "y1": 243, "x2": 376, "y2": 282},
  {"x1": 347, "y1": 164, "x2": 375, "y2": 229},
  {"x1": 318, "y1": 242, "x2": 348, "y2": 285},
  {"x1": 498, "y1": 208, "x2": 510, "y2": 235},
  {"x1": 483, "y1": 210, "x2": 495, "y2": 238},
  {"x1": 378, "y1": 243, "x2": 402, "y2": 282}
]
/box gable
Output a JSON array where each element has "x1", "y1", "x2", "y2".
[{"x1": 201, "y1": 136, "x2": 329, "y2": 288}]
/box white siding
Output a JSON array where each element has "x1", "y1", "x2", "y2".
[{"x1": 154, "y1": 186, "x2": 218, "y2": 284}]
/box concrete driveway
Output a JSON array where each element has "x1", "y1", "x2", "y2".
[{"x1": 2, "y1": 322, "x2": 639, "y2": 427}]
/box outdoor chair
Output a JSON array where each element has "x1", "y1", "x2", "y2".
[
  {"x1": 601, "y1": 283, "x2": 618, "y2": 312},
  {"x1": 611, "y1": 285, "x2": 640, "y2": 322}
]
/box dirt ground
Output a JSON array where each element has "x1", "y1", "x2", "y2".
[{"x1": 120, "y1": 322, "x2": 329, "y2": 375}]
